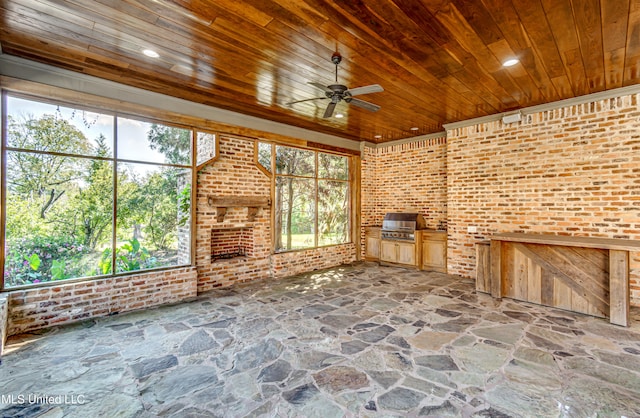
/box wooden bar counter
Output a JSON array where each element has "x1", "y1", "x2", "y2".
[{"x1": 488, "y1": 233, "x2": 640, "y2": 327}]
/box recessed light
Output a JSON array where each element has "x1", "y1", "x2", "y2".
[
  {"x1": 410, "y1": 127, "x2": 419, "y2": 131},
  {"x1": 374, "y1": 135, "x2": 382, "y2": 139},
  {"x1": 335, "y1": 113, "x2": 344, "y2": 118},
  {"x1": 142, "y1": 49, "x2": 159, "y2": 58},
  {"x1": 503, "y1": 58, "x2": 519, "y2": 67}
]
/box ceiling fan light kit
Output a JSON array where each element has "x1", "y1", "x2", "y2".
[{"x1": 287, "y1": 52, "x2": 384, "y2": 118}]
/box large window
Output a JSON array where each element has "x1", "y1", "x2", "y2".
[
  {"x1": 1, "y1": 93, "x2": 207, "y2": 289},
  {"x1": 259, "y1": 143, "x2": 350, "y2": 252}
]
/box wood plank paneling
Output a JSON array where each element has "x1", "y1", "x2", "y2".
[
  {"x1": 491, "y1": 234, "x2": 640, "y2": 325},
  {"x1": 540, "y1": 269, "x2": 555, "y2": 307},
  {"x1": 502, "y1": 242, "x2": 607, "y2": 317},
  {"x1": 513, "y1": 246, "x2": 528, "y2": 301},
  {"x1": 2, "y1": 1, "x2": 640, "y2": 143},
  {"x1": 490, "y1": 239, "x2": 502, "y2": 298},
  {"x1": 601, "y1": 0, "x2": 630, "y2": 89},
  {"x1": 571, "y1": 0, "x2": 606, "y2": 92},
  {"x1": 527, "y1": 258, "x2": 542, "y2": 304},
  {"x1": 609, "y1": 250, "x2": 630, "y2": 326},
  {"x1": 475, "y1": 242, "x2": 491, "y2": 293},
  {"x1": 512, "y1": 242, "x2": 609, "y2": 314},
  {"x1": 553, "y1": 275, "x2": 573, "y2": 311}
]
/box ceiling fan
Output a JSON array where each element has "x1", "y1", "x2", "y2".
[{"x1": 287, "y1": 52, "x2": 384, "y2": 118}]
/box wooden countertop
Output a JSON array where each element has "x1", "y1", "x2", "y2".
[{"x1": 491, "y1": 232, "x2": 640, "y2": 251}]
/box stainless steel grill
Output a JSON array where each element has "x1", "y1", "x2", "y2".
[{"x1": 381, "y1": 212, "x2": 426, "y2": 241}]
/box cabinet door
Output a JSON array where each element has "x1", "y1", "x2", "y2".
[
  {"x1": 380, "y1": 241, "x2": 398, "y2": 262},
  {"x1": 365, "y1": 236, "x2": 380, "y2": 260},
  {"x1": 422, "y1": 239, "x2": 447, "y2": 272},
  {"x1": 397, "y1": 242, "x2": 416, "y2": 265}
]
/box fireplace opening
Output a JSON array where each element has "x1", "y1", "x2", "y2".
[
  {"x1": 211, "y1": 227, "x2": 254, "y2": 262},
  {"x1": 212, "y1": 246, "x2": 246, "y2": 261}
]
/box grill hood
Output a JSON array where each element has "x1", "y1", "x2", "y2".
[{"x1": 382, "y1": 212, "x2": 427, "y2": 231}]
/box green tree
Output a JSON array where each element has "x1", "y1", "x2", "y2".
[
  {"x1": 7, "y1": 114, "x2": 90, "y2": 218},
  {"x1": 140, "y1": 169, "x2": 180, "y2": 250},
  {"x1": 275, "y1": 146, "x2": 315, "y2": 250},
  {"x1": 142, "y1": 124, "x2": 192, "y2": 248},
  {"x1": 115, "y1": 165, "x2": 146, "y2": 243},
  {"x1": 51, "y1": 134, "x2": 114, "y2": 250},
  {"x1": 147, "y1": 124, "x2": 191, "y2": 165},
  {"x1": 318, "y1": 181, "x2": 348, "y2": 244}
]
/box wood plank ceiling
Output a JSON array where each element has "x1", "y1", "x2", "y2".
[{"x1": 1, "y1": 0, "x2": 639, "y2": 143}]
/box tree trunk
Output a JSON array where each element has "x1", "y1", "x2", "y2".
[{"x1": 40, "y1": 189, "x2": 65, "y2": 218}]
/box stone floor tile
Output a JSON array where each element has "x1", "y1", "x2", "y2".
[{"x1": 1, "y1": 263, "x2": 640, "y2": 417}]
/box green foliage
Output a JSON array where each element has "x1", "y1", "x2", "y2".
[
  {"x1": 122, "y1": 168, "x2": 188, "y2": 250},
  {"x1": 5, "y1": 193, "x2": 48, "y2": 238},
  {"x1": 50, "y1": 260, "x2": 67, "y2": 281},
  {"x1": 25, "y1": 253, "x2": 41, "y2": 271},
  {"x1": 318, "y1": 180, "x2": 349, "y2": 245},
  {"x1": 3, "y1": 103, "x2": 192, "y2": 288},
  {"x1": 51, "y1": 134, "x2": 114, "y2": 250},
  {"x1": 4, "y1": 236, "x2": 90, "y2": 286},
  {"x1": 98, "y1": 238, "x2": 157, "y2": 274},
  {"x1": 7, "y1": 114, "x2": 91, "y2": 219},
  {"x1": 177, "y1": 185, "x2": 191, "y2": 227},
  {"x1": 318, "y1": 153, "x2": 348, "y2": 180},
  {"x1": 147, "y1": 124, "x2": 191, "y2": 165},
  {"x1": 275, "y1": 146, "x2": 315, "y2": 176}
]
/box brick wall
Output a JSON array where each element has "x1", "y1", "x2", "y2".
[
  {"x1": 196, "y1": 135, "x2": 357, "y2": 292},
  {"x1": 360, "y1": 138, "x2": 448, "y2": 256},
  {"x1": 7, "y1": 267, "x2": 197, "y2": 335},
  {"x1": 272, "y1": 244, "x2": 356, "y2": 279},
  {"x1": 447, "y1": 96, "x2": 640, "y2": 306},
  {"x1": 361, "y1": 95, "x2": 640, "y2": 307},
  {"x1": 195, "y1": 136, "x2": 272, "y2": 292}
]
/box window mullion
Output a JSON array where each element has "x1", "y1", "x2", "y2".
[
  {"x1": 111, "y1": 116, "x2": 119, "y2": 274},
  {"x1": 0, "y1": 91, "x2": 7, "y2": 291},
  {"x1": 314, "y1": 151, "x2": 319, "y2": 248}
]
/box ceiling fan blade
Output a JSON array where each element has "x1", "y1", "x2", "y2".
[
  {"x1": 309, "y1": 82, "x2": 332, "y2": 93},
  {"x1": 345, "y1": 84, "x2": 384, "y2": 97},
  {"x1": 323, "y1": 101, "x2": 337, "y2": 118},
  {"x1": 348, "y1": 97, "x2": 381, "y2": 112},
  {"x1": 286, "y1": 97, "x2": 327, "y2": 105}
]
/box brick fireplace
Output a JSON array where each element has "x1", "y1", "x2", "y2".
[{"x1": 211, "y1": 227, "x2": 254, "y2": 261}]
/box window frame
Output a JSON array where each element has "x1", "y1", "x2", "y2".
[
  {"x1": 257, "y1": 141, "x2": 353, "y2": 254},
  {"x1": 0, "y1": 91, "x2": 204, "y2": 291}
]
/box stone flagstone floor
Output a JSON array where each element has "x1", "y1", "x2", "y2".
[{"x1": 1, "y1": 262, "x2": 640, "y2": 417}]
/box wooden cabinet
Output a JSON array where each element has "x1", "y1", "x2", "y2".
[
  {"x1": 364, "y1": 227, "x2": 381, "y2": 260},
  {"x1": 421, "y1": 231, "x2": 447, "y2": 273},
  {"x1": 397, "y1": 242, "x2": 416, "y2": 265},
  {"x1": 380, "y1": 240, "x2": 416, "y2": 266}
]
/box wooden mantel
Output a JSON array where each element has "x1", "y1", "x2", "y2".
[
  {"x1": 488, "y1": 233, "x2": 640, "y2": 327},
  {"x1": 207, "y1": 196, "x2": 271, "y2": 222}
]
